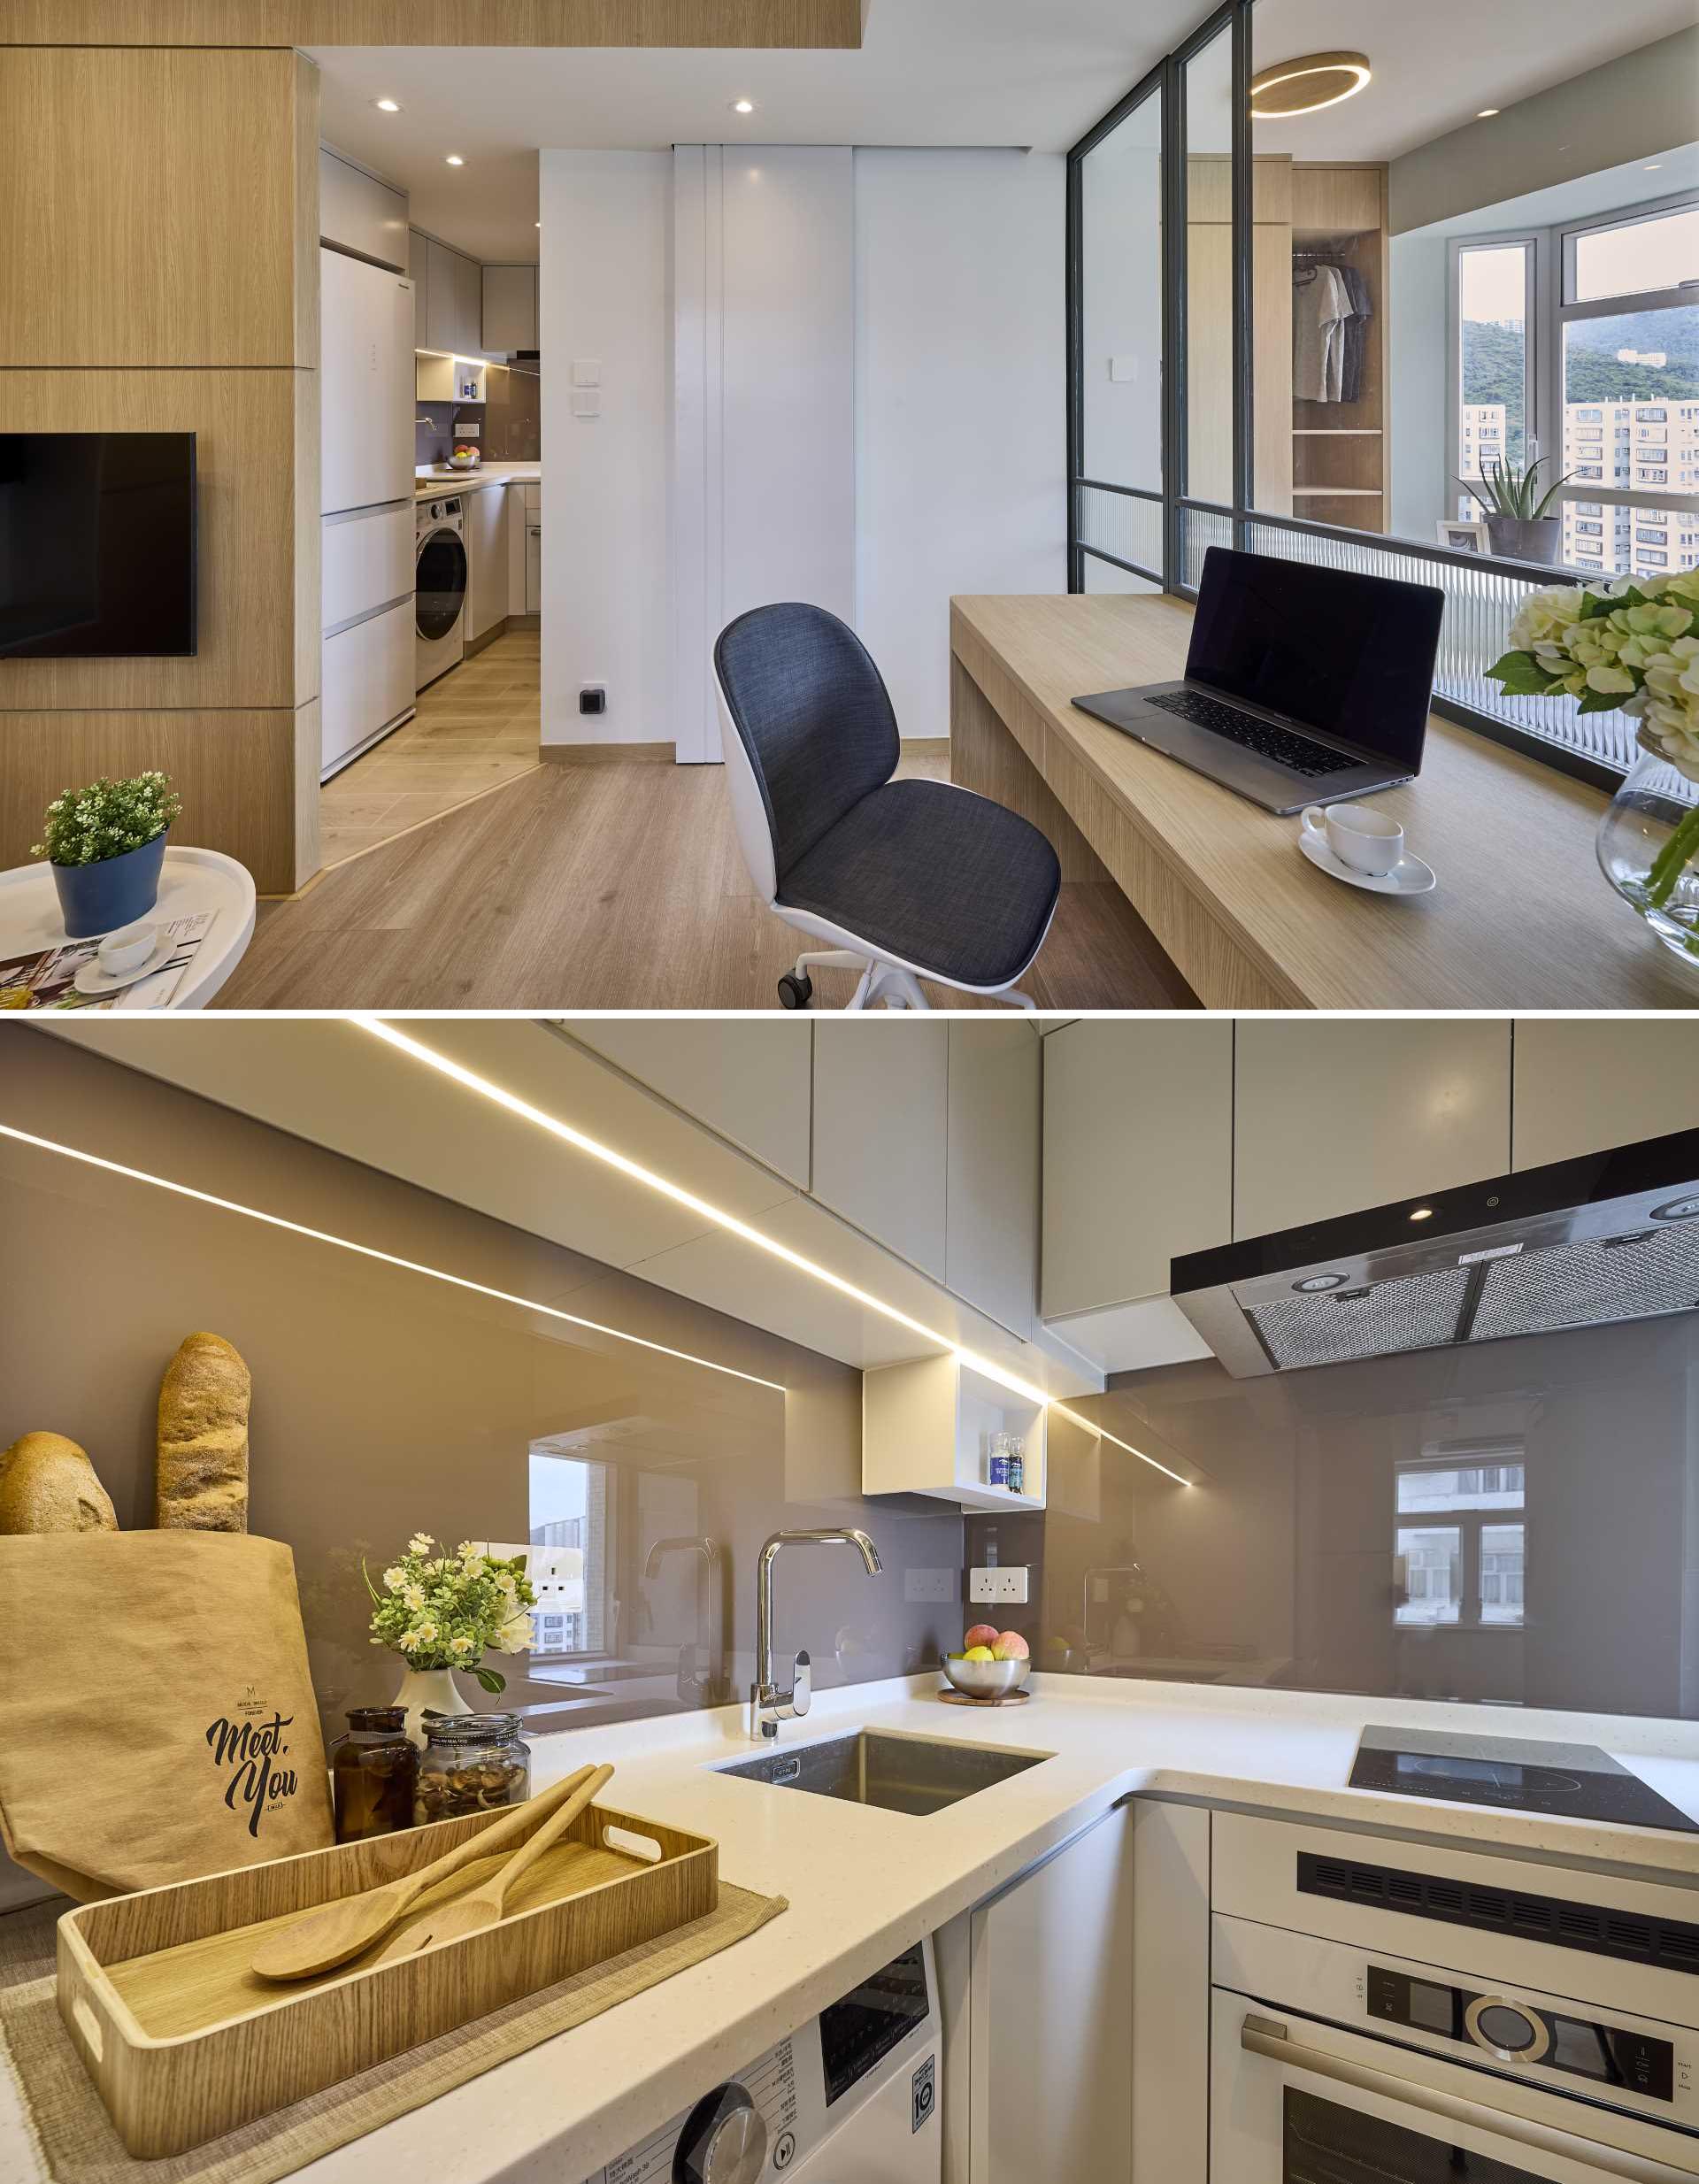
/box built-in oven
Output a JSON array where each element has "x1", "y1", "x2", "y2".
[{"x1": 1211, "y1": 1814, "x2": 1699, "y2": 2181}]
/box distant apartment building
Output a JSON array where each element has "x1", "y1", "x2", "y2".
[
  {"x1": 1459, "y1": 402, "x2": 1506, "y2": 483},
  {"x1": 1563, "y1": 397, "x2": 1699, "y2": 581}
]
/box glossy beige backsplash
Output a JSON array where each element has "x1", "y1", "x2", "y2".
[{"x1": 0, "y1": 1036, "x2": 963, "y2": 1775}]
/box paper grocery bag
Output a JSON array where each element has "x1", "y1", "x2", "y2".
[{"x1": 0, "y1": 1533, "x2": 334, "y2": 1900}]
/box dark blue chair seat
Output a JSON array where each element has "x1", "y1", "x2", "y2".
[{"x1": 778, "y1": 778, "x2": 1061, "y2": 990}]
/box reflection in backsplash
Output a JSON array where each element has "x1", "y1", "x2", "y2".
[
  {"x1": 1019, "y1": 1311, "x2": 1699, "y2": 1722},
  {"x1": 0, "y1": 1037, "x2": 963, "y2": 1771}
]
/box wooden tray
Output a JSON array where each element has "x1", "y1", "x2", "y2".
[{"x1": 56, "y1": 1794, "x2": 717, "y2": 2158}]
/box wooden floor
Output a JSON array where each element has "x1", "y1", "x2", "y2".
[
  {"x1": 227, "y1": 629, "x2": 1194, "y2": 1011},
  {"x1": 317, "y1": 627, "x2": 542, "y2": 867}
]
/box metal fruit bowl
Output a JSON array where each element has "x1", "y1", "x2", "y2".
[{"x1": 941, "y1": 1653, "x2": 1031, "y2": 1700}]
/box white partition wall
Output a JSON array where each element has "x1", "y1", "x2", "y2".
[{"x1": 673, "y1": 145, "x2": 857, "y2": 765}]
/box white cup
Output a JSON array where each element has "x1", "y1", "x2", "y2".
[
  {"x1": 1301, "y1": 802, "x2": 1404, "y2": 880},
  {"x1": 96, "y1": 920, "x2": 158, "y2": 975}
]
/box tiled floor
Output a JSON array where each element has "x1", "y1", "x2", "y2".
[{"x1": 317, "y1": 626, "x2": 542, "y2": 868}]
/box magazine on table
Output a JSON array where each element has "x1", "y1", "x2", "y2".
[{"x1": 0, "y1": 910, "x2": 216, "y2": 1011}]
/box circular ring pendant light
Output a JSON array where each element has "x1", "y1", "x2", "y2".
[{"x1": 1249, "y1": 50, "x2": 1372, "y2": 118}]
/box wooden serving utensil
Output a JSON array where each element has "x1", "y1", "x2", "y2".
[
  {"x1": 374, "y1": 1763, "x2": 616, "y2": 1963},
  {"x1": 250, "y1": 1764, "x2": 596, "y2": 1981}
]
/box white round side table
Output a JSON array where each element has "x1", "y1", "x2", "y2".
[{"x1": 0, "y1": 847, "x2": 257, "y2": 1011}]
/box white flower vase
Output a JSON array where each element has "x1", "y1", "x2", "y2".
[{"x1": 391, "y1": 1663, "x2": 473, "y2": 1748}]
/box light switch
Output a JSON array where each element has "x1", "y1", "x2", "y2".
[
  {"x1": 572, "y1": 390, "x2": 601, "y2": 419},
  {"x1": 571, "y1": 359, "x2": 602, "y2": 388},
  {"x1": 1110, "y1": 355, "x2": 1138, "y2": 383}
]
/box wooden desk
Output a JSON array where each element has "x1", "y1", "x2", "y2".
[{"x1": 950, "y1": 593, "x2": 1697, "y2": 1011}]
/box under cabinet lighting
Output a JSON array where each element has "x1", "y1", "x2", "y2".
[
  {"x1": 357, "y1": 1020, "x2": 1195, "y2": 1487},
  {"x1": 0, "y1": 1120, "x2": 783, "y2": 1393}
]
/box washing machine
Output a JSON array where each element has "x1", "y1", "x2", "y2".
[
  {"x1": 583, "y1": 1936, "x2": 941, "y2": 2183},
  {"x1": 415, "y1": 496, "x2": 467, "y2": 690}
]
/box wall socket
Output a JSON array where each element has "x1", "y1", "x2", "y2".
[
  {"x1": 904, "y1": 1567, "x2": 958, "y2": 1604},
  {"x1": 968, "y1": 1565, "x2": 1029, "y2": 1605}
]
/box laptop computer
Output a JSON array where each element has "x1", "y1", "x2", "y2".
[{"x1": 1072, "y1": 546, "x2": 1447, "y2": 816}]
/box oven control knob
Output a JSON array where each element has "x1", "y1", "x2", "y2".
[
  {"x1": 1465, "y1": 1996, "x2": 1550, "y2": 2064},
  {"x1": 675, "y1": 2082, "x2": 768, "y2": 2184}
]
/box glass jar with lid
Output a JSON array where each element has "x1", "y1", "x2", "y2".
[
  {"x1": 329, "y1": 1705, "x2": 419, "y2": 1842},
  {"x1": 414, "y1": 1711, "x2": 532, "y2": 1826}
]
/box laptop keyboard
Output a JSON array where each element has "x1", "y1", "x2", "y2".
[{"x1": 1145, "y1": 688, "x2": 1346, "y2": 779}]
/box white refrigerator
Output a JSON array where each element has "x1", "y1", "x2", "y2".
[{"x1": 319, "y1": 246, "x2": 417, "y2": 780}]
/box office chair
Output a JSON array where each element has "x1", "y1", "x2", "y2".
[{"x1": 713, "y1": 603, "x2": 1062, "y2": 1011}]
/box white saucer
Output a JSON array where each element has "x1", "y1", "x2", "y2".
[
  {"x1": 1299, "y1": 829, "x2": 1435, "y2": 896},
  {"x1": 72, "y1": 934, "x2": 174, "y2": 996}
]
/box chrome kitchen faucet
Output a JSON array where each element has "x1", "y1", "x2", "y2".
[{"x1": 750, "y1": 1527, "x2": 882, "y2": 1742}]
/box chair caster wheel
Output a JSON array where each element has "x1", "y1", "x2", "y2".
[{"x1": 777, "y1": 972, "x2": 813, "y2": 1010}]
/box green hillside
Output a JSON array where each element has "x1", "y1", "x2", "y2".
[{"x1": 1463, "y1": 310, "x2": 1699, "y2": 414}]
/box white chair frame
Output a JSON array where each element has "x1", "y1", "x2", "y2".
[{"x1": 712, "y1": 658, "x2": 1051, "y2": 1012}]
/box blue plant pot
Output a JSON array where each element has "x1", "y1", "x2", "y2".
[{"x1": 50, "y1": 829, "x2": 168, "y2": 940}]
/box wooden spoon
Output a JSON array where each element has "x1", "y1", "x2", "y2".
[
  {"x1": 250, "y1": 1764, "x2": 596, "y2": 1981},
  {"x1": 375, "y1": 1763, "x2": 615, "y2": 1963}
]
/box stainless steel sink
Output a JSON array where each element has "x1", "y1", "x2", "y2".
[{"x1": 718, "y1": 1732, "x2": 1048, "y2": 1815}]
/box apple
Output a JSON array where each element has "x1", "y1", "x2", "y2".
[
  {"x1": 962, "y1": 1645, "x2": 996, "y2": 1663},
  {"x1": 964, "y1": 1622, "x2": 1000, "y2": 1651},
  {"x1": 992, "y1": 1631, "x2": 1029, "y2": 1661}
]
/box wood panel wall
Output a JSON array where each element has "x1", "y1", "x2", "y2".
[
  {"x1": 0, "y1": 0, "x2": 863, "y2": 44},
  {"x1": 0, "y1": 48, "x2": 321, "y2": 893}
]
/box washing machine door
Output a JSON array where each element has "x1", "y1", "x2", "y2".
[{"x1": 416, "y1": 526, "x2": 467, "y2": 640}]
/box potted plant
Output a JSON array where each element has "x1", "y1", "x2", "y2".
[
  {"x1": 1456, "y1": 454, "x2": 1575, "y2": 565},
  {"x1": 1487, "y1": 567, "x2": 1699, "y2": 965},
  {"x1": 365, "y1": 1532, "x2": 538, "y2": 1744},
  {"x1": 31, "y1": 771, "x2": 181, "y2": 940}
]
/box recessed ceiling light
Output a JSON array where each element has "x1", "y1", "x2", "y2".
[
  {"x1": 373, "y1": 96, "x2": 402, "y2": 112},
  {"x1": 445, "y1": 153, "x2": 465, "y2": 166},
  {"x1": 1250, "y1": 50, "x2": 1371, "y2": 118},
  {"x1": 1645, "y1": 162, "x2": 1663, "y2": 171},
  {"x1": 1477, "y1": 108, "x2": 1500, "y2": 118},
  {"x1": 730, "y1": 97, "x2": 757, "y2": 114},
  {"x1": 1409, "y1": 1207, "x2": 1434, "y2": 1221}
]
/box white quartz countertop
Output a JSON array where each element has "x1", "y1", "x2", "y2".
[
  {"x1": 414, "y1": 463, "x2": 540, "y2": 498},
  {"x1": 9, "y1": 1673, "x2": 1699, "y2": 2184}
]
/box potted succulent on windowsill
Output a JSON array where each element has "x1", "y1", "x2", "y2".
[
  {"x1": 1456, "y1": 454, "x2": 1575, "y2": 566},
  {"x1": 31, "y1": 772, "x2": 182, "y2": 940}
]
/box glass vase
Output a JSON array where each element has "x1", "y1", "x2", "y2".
[{"x1": 1596, "y1": 750, "x2": 1699, "y2": 972}]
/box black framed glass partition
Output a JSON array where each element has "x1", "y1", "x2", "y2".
[{"x1": 1066, "y1": 0, "x2": 1699, "y2": 789}]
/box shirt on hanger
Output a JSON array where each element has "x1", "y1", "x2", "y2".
[{"x1": 1293, "y1": 264, "x2": 1351, "y2": 404}]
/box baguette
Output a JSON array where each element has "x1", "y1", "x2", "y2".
[
  {"x1": 156, "y1": 1333, "x2": 251, "y2": 1532},
  {"x1": 0, "y1": 1433, "x2": 119, "y2": 1534}
]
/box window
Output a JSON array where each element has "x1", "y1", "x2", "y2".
[
  {"x1": 1395, "y1": 1456, "x2": 1526, "y2": 1630},
  {"x1": 1643, "y1": 550, "x2": 1670, "y2": 565},
  {"x1": 1569, "y1": 203, "x2": 1699, "y2": 303}
]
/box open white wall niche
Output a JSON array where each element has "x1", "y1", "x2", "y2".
[{"x1": 863, "y1": 1354, "x2": 1048, "y2": 1512}]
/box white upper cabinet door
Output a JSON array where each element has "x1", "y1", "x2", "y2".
[
  {"x1": 408, "y1": 227, "x2": 428, "y2": 352},
  {"x1": 1041, "y1": 1019, "x2": 1234, "y2": 1319},
  {"x1": 946, "y1": 1020, "x2": 1039, "y2": 1337},
  {"x1": 482, "y1": 263, "x2": 538, "y2": 353},
  {"x1": 425, "y1": 238, "x2": 457, "y2": 353},
  {"x1": 1511, "y1": 1019, "x2": 1699, "y2": 1170},
  {"x1": 453, "y1": 249, "x2": 483, "y2": 357},
  {"x1": 1234, "y1": 1020, "x2": 1511, "y2": 1237},
  {"x1": 319, "y1": 149, "x2": 408, "y2": 271},
  {"x1": 812, "y1": 1020, "x2": 949, "y2": 1280},
  {"x1": 566, "y1": 1020, "x2": 812, "y2": 1189}
]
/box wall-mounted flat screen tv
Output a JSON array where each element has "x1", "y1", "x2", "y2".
[{"x1": 0, "y1": 433, "x2": 196, "y2": 659}]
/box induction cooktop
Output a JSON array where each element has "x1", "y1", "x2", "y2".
[{"x1": 1349, "y1": 1726, "x2": 1699, "y2": 1834}]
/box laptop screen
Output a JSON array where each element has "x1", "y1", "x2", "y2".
[{"x1": 1186, "y1": 547, "x2": 1444, "y2": 769}]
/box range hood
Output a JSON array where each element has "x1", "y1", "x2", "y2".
[{"x1": 1171, "y1": 1129, "x2": 1699, "y2": 1378}]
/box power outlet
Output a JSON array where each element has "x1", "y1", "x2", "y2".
[
  {"x1": 904, "y1": 1567, "x2": 958, "y2": 1603},
  {"x1": 968, "y1": 1565, "x2": 1029, "y2": 1606}
]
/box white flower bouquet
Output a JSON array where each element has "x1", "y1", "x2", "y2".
[
  {"x1": 1488, "y1": 566, "x2": 1699, "y2": 913},
  {"x1": 365, "y1": 1532, "x2": 538, "y2": 1695}
]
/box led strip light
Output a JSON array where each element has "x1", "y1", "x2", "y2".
[{"x1": 358, "y1": 1020, "x2": 1194, "y2": 1487}]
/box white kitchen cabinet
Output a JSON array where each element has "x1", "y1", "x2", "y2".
[
  {"x1": 1131, "y1": 1800, "x2": 1210, "y2": 2184},
  {"x1": 319, "y1": 150, "x2": 408, "y2": 271},
  {"x1": 946, "y1": 1020, "x2": 1039, "y2": 1338},
  {"x1": 1233, "y1": 1020, "x2": 1511, "y2": 1237},
  {"x1": 1041, "y1": 1019, "x2": 1234, "y2": 1319},
  {"x1": 483, "y1": 262, "x2": 538, "y2": 352},
  {"x1": 863, "y1": 1354, "x2": 1045, "y2": 1511},
  {"x1": 813, "y1": 1019, "x2": 949, "y2": 1281},
  {"x1": 408, "y1": 227, "x2": 429, "y2": 351},
  {"x1": 567, "y1": 1020, "x2": 812, "y2": 1188},
  {"x1": 966, "y1": 1804, "x2": 1133, "y2": 2184},
  {"x1": 425, "y1": 236, "x2": 457, "y2": 352},
  {"x1": 1511, "y1": 1019, "x2": 1699, "y2": 1170},
  {"x1": 453, "y1": 248, "x2": 484, "y2": 358},
  {"x1": 464, "y1": 485, "x2": 509, "y2": 646}
]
